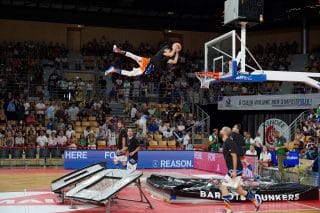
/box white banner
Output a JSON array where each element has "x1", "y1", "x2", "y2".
[{"x1": 218, "y1": 93, "x2": 320, "y2": 110}]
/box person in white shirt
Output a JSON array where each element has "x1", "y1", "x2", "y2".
[
  {"x1": 135, "y1": 114, "x2": 147, "y2": 136},
  {"x1": 96, "y1": 126, "x2": 107, "y2": 140},
  {"x1": 24, "y1": 99, "x2": 30, "y2": 117},
  {"x1": 177, "y1": 122, "x2": 186, "y2": 132},
  {"x1": 14, "y1": 131, "x2": 25, "y2": 147},
  {"x1": 163, "y1": 127, "x2": 174, "y2": 140},
  {"x1": 93, "y1": 101, "x2": 102, "y2": 111},
  {"x1": 76, "y1": 79, "x2": 85, "y2": 90},
  {"x1": 35, "y1": 99, "x2": 46, "y2": 123},
  {"x1": 254, "y1": 132, "x2": 263, "y2": 159},
  {"x1": 182, "y1": 131, "x2": 191, "y2": 149},
  {"x1": 86, "y1": 80, "x2": 94, "y2": 98},
  {"x1": 56, "y1": 130, "x2": 67, "y2": 147},
  {"x1": 58, "y1": 79, "x2": 68, "y2": 100},
  {"x1": 107, "y1": 129, "x2": 116, "y2": 146},
  {"x1": 48, "y1": 131, "x2": 58, "y2": 147},
  {"x1": 68, "y1": 80, "x2": 76, "y2": 100},
  {"x1": 67, "y1": 103, "x2": 79, "y2": 122},
  {"x1": 258, "y1": 146, "x2": 272, "y2": 176},
  {"x1": 46, "y1": 103, "x2": 56, "y2": 120},
  {"x1": 84, "y1": 126, "x2": 94, "y2": 138},
  {"x1": 245, "y1": 145, "x2": 257, "y2": 156},
  {"x1": 130, "y1": 104, "x2": 137, "y2": 119},
  {"x1": 147, "y1": 105, "x2": 156, "y2": 116},
  {"x1": 154, "y1": 117, "x2": 162, "y2": 126},
  {"x1": 65, "y1": 124, "x2": 75, "y2": 139},
  {"x1": 158, "y1": 122, "x2": 166, "y2": 134},
  {"x1": 36, "y1": 130, "x2": 48, "y2": 148}
]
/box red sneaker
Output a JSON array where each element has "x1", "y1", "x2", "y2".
[{"x1": 113, "y1": 45, "x2": 124, "y2": 54}]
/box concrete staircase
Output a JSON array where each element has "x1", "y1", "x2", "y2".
[
  {"x1": 109, "y1": 102, "x2": 127, "y2": 117},
  {"x1": 67, "y1": 51, "x2": 83, "y2": 70},
  {"x1": 109, "y1": 101, "x2": 137, "y2": 130},
  {"x1": 67, "y1": 51, "x2": 113, "y2": 94}
]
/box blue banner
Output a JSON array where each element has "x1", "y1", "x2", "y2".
[
  {"x1": 64, "y1": 150, "x2": 194, "y2": 170},
  {"x1": 284, "y1": 151, "x2": 299, "y2": 167}
]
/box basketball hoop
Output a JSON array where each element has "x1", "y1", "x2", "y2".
[{"x1": 194, "y1": 72, "x2": 218, "y2": 89}]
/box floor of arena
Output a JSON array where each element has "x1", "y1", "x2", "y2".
[{"x1": 0, "y1": 168, "x2": 319, "y2": 213}]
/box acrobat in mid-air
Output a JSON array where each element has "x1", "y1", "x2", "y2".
[{"x1": 105, "y1": 43, "x2": 182, "y2": 77}]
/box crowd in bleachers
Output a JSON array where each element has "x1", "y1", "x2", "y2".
[
  {"x1": 293, "y1": 48, "x2": 320, "y2": 94},
  {"x1": 0, "y1": 95, "x2": 117, "y2": 153},
  {"x1": 0, "y1": 89, "x2": 198, "y2": 153},
  {"x1": 251, "y1": 41, "x2": 297, "y2": 71},
  {"x1": 204, "y1": 112, "x2": 319, "y2": 177},
  {"x1": 1, "y1": 37, "x2": 318, "y2": 102},
  {"x1": 305, "y1": 49, "x2": 320, "y2": 73},
  {"x1": 127, "y1": 102, "x2": 196, "y2": 150},
  {"x1": 231, "y1": 105, "x2": 319, "y2": 162},
  {"x1": 0, "y1": 41, "x2": 68, "y2": 98},
  {"x1": 293, "y1": 106, "x2": 320, "y2": 160},
  {"x1": 0, "y1": 38, "x2": 318, "y2": 146}
]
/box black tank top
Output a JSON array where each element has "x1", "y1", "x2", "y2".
[
  {"x1": 150, "y1": 45, "x2": 171, "y2": 69},
  {"x1": 117, "y1": 128, "x2": 127, "y2": 150}
]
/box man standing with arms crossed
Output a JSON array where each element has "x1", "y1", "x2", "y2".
[
  {"x1": 220, "y1": 126, "x2": 262, "y2": 213},
  {"x1": 113, "y1": 120, "x2": 128, "y2": 169},
  {"x1": 127, "y1": 128, "x2": 140, "y2": 170},
  {"x1": 231, "y1": 124, "x2": 254, "y2": 172}
]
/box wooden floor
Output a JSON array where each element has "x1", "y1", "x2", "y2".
[
  {"x1": 0, "y1": 168, "x2": 319, "y2": 213},
  {"x1": 0, "y1": 173, "x2": 64, "y2": 192}
]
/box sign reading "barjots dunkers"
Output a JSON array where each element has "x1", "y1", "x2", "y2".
[{"x1": 200, "y1": 191, "x2": 300, "y2": 201}]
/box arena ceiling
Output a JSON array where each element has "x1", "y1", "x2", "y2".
[{"x1": 0, "y1": 0, "x2": 319, "y2": 32}]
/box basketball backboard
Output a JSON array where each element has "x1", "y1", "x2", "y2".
[
  {"x1": 204, "y1": 30, "x2": 236, "y2": 76},
  {"x1": 200, "y1": 29, "x2": 320, "y2": 89},
  {"x1": 224, "y1": 0, "x2": 264, "y2": 26},
  {"x1": 197, "y1": 1, "x2": 320, "y2": 89}
]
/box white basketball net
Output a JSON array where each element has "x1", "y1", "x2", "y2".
[
  {"x1": 195, "y1": 73, "x2": 215, "y2": 89},
  {"x1": 199, "y1": 77, "x2": 211, "y2": 89}
]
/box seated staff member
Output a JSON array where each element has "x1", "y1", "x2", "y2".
[{"x1": 258, "y1": 146, "x2": 272, "y2": 176}]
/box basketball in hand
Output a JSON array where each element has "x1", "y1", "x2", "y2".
[{"x1": 173, "y1": 43, "x2": 182, "y2": 52}]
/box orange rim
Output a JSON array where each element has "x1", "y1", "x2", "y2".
[{"x1": 195, "y1": 72, "x2": 220, "y2": 79}]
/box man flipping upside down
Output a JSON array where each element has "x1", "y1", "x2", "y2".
[{"x1": 105, "y1": 43, "x2": 182, "y2": 77}]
